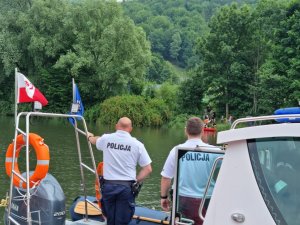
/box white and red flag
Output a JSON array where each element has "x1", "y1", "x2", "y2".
[{"x1": 17, "y1": 72, "x2": 48, "y2": 106}]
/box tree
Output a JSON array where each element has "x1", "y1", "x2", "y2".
[
  {"x1": 177, "y1": 73, "x2": 204, "y2": 114},
  {"x1": 123, "y1": 0, "x2": 209, "y2": 68},
  {"x1": 257, "y1": 1, "x2": 300, "y2": 111},
  {"x1": 146, "y1": 54, "x2": 173, "y2": 84},
  {"x1": 170, "y1": 32, "x2": 182, "y2": 61},
  {"x1": 0, "y1": 0, "x2": 71, "y2": 112},
  {"x1": 250, "y1": 0, "x2": 287, "y2": 115},
  {"x1": 257, "y1": 61, "x2": 290, "y2": 114},
  {"x1": 154, "y1": 82, "x2": 179, "y2": 111},
  {"x1": 0, "y1": 0, "x2": 32, "y2": 11},
  {"x1": 56, "y1": 0, "x2": 151, "y2": 103},
  {"x1": 0, "y1": 0, "x2": 151, "y2": 113},
  {"x1": 195, "y1": 3, "x2": 256, "y2": 118}
]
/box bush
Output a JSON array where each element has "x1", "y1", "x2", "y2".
[
  {"x1": 88, "y1": 95, "x2": 172, "y2": 127},
  {"x1": 167, "y1": 114, "x2": 190, "y2": 129},
  {"x1": 216, "y1": 123, "x2": 231, "y2": 131},
  {"x1": 144, "y1": 98, "x2": 172, "y2": 126},
  {"x1": 0, "y1": 101, "x2": 12, "y2": 114},
  {"x1": 85, "y1": 105, "x2": 101, "y2": 122},
  {"x1": 154, "y1": 82, "x2": 179, "y2": 111}
]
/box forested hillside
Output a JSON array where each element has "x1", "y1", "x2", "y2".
[
  {"x1": 124, "y1": 0, "x2": 300, "y2": 118},
  {"x1": 0, "y1": 0, "x2": 299, "y2": 126},
  {"x1": 123, "y1": 0, "x2": 257, "y2": 69}
]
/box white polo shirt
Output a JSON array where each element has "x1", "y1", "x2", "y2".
[
  {"x1": 161, "y1": 139, "x2": 220, "y2": 198},
  {"x1": 96, "y1": 130, "x2": 152, "y2": 181}
]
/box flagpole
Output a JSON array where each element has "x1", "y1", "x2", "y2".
[
  {"x1": 14, "y1": 68, "x2": 18, "y2": 125},
  {"x1": 72, "y1": 78, "x2": 75, "y2": 103}
]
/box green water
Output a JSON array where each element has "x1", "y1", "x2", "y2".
[{"x1": 0, "y1": 116, "x2": 216, "y2": 220}]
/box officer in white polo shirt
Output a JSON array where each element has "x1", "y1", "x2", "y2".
[
  {"x1": 88, "y1": 117, "x2": 152, "y2": 225},
  {"x1": 160, "y1": 117, "x2": 219, "y2": 225}
]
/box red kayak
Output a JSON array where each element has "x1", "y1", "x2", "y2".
[{"x1": 203, "y1": 127, "x2": 217, "y2": 132}]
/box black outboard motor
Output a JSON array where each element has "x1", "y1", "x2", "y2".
[{"x1": 5, "y1": 173, "x2": 66, "y2": 225}]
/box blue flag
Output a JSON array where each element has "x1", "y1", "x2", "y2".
[{"x1": 69, "y1": 81, "x2": 84, "y2": 126}]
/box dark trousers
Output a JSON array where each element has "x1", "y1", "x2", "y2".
[
  {"x1": 178, "y1": 196, "x2": 210, "y2": 225},
  {"x1": 101, "y1": 183, "x2": 135, "y2": 225}
]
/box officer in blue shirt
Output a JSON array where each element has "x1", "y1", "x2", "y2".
[
  {"x1": 88, "y1": 117, "x2": 152, "y2": 225},
  {"x1": 160, "y1": 117, "x2": 219, "y2": 225}
]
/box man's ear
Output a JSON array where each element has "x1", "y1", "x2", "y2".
[{"x1": 128, "y1": 127, "x2": 133, "y2": 133}]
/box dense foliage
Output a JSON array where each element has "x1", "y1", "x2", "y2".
[
  {"x1": 194, "y1": 0, "x2": 299, "y2": 118},
  {"x1": 0, "y1": 0, "x2": 151, "y2": 113},
  {"x1": 89, "y1": 95, "x2": 171, "y2": 127},
  {"x1": 257, "y1": 2, "x2": 300, "y2": 113},
  {"x1": 123, "y1": 0, "x2": 256, "y2": 69},
  {"x1": 196, "y1": 3, "x2": 257, "y2": 117},
  {"x1": 0, "y1": 0, "x2": 299, "y2": 126}
]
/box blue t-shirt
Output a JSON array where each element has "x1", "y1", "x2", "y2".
[
  {"x1": 178, "y1": 151, "x2": 220, "y2": 198},
  {"x1": 161, "y1": 139, "x2": 220, "y2": 198}
]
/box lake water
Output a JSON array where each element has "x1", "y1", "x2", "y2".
[{"x1": 0, "y1": 115, "x2": 217, "y2": 219}]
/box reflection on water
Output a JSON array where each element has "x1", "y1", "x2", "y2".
[{"x1": 0, "y1": 116, "x2": 217, "y2": 219}]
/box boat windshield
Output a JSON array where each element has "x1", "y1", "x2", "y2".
[
  {"x1": 248, "y1": 137, "x2": 300, "y2": 225},
  {"x1": 173, "y1": 148, "x2": 223, "y2": 224}
]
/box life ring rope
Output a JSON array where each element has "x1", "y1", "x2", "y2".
[{"x1": 5, "y1": 133, "x2": 50, "y2": 189}]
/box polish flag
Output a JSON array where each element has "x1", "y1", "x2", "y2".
[{"x1": 17, "y1": 72, "x2": 48, "y2": 106}]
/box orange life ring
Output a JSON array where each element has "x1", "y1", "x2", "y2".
[
  {"x1": 5, "y1": 133, "x2": 50, "y2": 189},
  {"x1": 95, "y1": 162, "x2": 103, "y2": 207}
]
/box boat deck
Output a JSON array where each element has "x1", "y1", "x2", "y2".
[{"x1": 66, "y1": 219, "x2": 105, "y2": 225}]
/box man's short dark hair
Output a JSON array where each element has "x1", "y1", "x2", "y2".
[{"x1": 186, "y1": 117, "x2": 203, "y2": 136}]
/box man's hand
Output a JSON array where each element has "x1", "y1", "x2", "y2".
[
  {"x1": 161, "y1": 198, "x2": 170, "y2": 211},
  {"x1": 160, "y1": 176, "x2": 171, "y2": 211},
  {"x1": 87, "y1": 132, "x2": 94, "y2": 138},
  {"x1": 87, "y1": 132, "x2": 100, "y2": 145}
]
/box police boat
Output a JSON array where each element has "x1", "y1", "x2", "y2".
[
  {"x1": 4, "y1": 111, "x2": 169, "y2": 225},
  {"x1": 274, "y1": 107, "x2": 300, "y2": 123},
  {"x1": 169, "y1": 113, "x2": 300, "y2": 225}
]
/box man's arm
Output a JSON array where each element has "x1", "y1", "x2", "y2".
[
  {"x1": 160, "y1": 176, "x2": 172, "y2": 211},
  {"x1": 136, "y1": 164, "x2": 152, "y2": 183},
  {"x1": 87, "y1": 132, "x2": 100, "y2": 145}
]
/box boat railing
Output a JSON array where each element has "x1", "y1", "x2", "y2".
[
  {"x1": 7, "y1": 111, "x2": 100, "y2": 225},
  {"x1": 231, "y1": 114, "x2": 300, "y2": 129},
  {"x1": 172, "y1": 146, "x2": 224, "y2": 225},
  {"x1": 199, "y1": 156, "x2": 224, "y2": 221}
]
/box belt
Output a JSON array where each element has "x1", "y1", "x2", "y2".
[{"x1": 104, "y1": 179, "x2": 135, "y2": 187}]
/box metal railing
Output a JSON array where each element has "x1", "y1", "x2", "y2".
[
  {"x1": 171, "y1": 146, "x2": 224, "y2": 225},
  {"x1": 199, "y1": 156, "x2": 224, "y2": 221},
  {"x1": 7, "y1": 112, "x2": 101, "y2": 225},
  {"x1": 231, "y1": 114, "x2": 300, "y2": 129}
]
